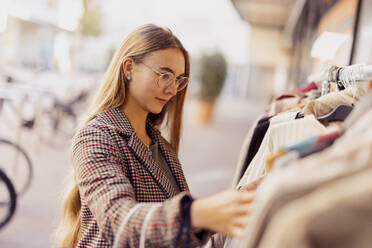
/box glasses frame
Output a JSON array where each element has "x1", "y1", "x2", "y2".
[{"x1": 141, "y1": 62, "x2": 189, "y2": 92}]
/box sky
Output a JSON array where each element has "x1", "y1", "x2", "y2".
[{"x1": 100, "y1": 0, "x2": 251, "y2": 65}]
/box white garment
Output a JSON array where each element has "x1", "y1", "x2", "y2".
[
  {"x1": 232, "y1": 112, "x2": 299, "y2": 189},
  {"x1": 237, "y1": 114, "x2": 326, "y2": 188},
  {"x1": 273, "y1": 151, "x2": 299, "y2": 171},
  {"x1": 270, "y1": 111, "x2": 300, "y2": 124},
  {"x1": 337, "y1": 109, "x2": 372, "y2": 147}
]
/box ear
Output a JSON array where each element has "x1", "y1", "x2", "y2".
[{"x1": 122, "y1": 57, "x2": 134, "y2": 78}]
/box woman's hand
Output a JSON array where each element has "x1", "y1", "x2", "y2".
[
  {"x1": 190, "y1": 176, "x2": 266, "y2": 237},
  {"x1": 191, "y1": 190, "x2": 255, "y2": 237}
]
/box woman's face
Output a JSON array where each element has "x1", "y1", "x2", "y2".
[{"x1": 127, "y1": 48, "x2": 186, "y2": 114}]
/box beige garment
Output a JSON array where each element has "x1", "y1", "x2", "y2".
[
  {"x1": 343, "y1": 90, "x2": 372, "y2": 129},
  {"x1": 302, "y1": 84, "x2": 366, "y2": 117},
  {"x1": 259, "y1": 168, "x2": 372, "y2": 248},
  {"x1": 336, "y1": 109, "x2": 372, "y2": 147},
  {"x1": 238, "y1": 120, "x2": 372, "y2": 248},
  {"x1": 237, "y1": 114, "x2": 326, "y2": 188}
]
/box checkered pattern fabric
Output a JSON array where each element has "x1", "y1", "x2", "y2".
[{"x1": 72, "y1": 107, "x2": 209, "y2": 247}]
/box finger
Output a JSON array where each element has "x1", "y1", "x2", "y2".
[
  {"x1": 237, "y1": 191, "x2": 256, "y2": 203},
  {"x1": 234, "y1": 205, "x2": 254, "y2": 216},
  {"x1": 232, "y1": 216, "x2": 251, "y2": 229},
  {"x1": 242, "y1": 176, "x2": 266, "y2": 191},
  {"x1": 240, "y1": 183, "x2": 257, "y2": 192}
]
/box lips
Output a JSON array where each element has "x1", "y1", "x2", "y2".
[{"x1": 155, "y1": 97, "x2": 168, "y2": 104}]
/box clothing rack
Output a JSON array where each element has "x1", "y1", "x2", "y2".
[
  {"x1": 307, "y1": 64, "x2": 372, "y2": 95},
  {"x1": 308, "y1": 64, "x2": 372, "y2": 83}
]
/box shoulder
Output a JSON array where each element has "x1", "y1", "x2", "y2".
[
  {"x1": 74, "y1": 117, "x2": 114, "y2": 140},
  {"x1": 71, "y1": 116, "x2": 122, "y2": 153}
]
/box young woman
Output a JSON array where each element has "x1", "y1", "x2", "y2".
[{"x1": 55, "y1": 24, "x2": 257, "y2": 248}]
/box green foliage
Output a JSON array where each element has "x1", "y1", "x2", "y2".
[
  {"x1": 80, "y1": 0, "x2": 102, "y2": 37},
  {"x1": 198, "y1": 52, "x2": 227, "y2": 102}
]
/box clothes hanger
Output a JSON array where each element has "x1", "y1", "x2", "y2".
[
  {"x1": 317, "y1": 66, "x2": 356, "y2": 124},
  {"x1": 295, "y1": 112, "x2": 304, "y2": 119},
  {"x1": 296, "y1": 72, "x2": 332, "y2": 120}
]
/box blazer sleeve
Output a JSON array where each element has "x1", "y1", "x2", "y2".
[{"x1": 72, "y1": 124, "x2": 209, "y2": 247}]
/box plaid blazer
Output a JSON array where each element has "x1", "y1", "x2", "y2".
[{"x1": 72, "y1": 107, "x2": 210, "y2": 248}]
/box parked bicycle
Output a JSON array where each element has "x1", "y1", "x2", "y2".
[
  {"x1": 0, "y1": 168, "x2": 17, "y2": 230},
  {"x1": 0, "y1": 86, "x2": 34, "y2": 197},
  {"x1": 0, "y1": 139, "x2": 33, "y2": 197},
  {"x1": 37, "y1": 89, "x2": 89, "y2": 147},
  {"x1": 1, "y1": 74, "x2": 91, "y2": 148}
]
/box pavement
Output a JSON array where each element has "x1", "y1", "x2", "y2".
[{"x1": 0, "y1": 96, "x2": 266, "y2": 247}]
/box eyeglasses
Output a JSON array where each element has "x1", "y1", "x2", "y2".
[{"x1": 141, "y1": 62, "x2": 189, "y2": 92}]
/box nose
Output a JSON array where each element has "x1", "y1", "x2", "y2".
[{"x1": 164, "y1": 80, "x2": 178, "y2": 96}]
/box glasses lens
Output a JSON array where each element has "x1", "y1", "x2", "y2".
[
  {"x1": 176, "y1": 77, "x2": 189, "y2": 91},
  {"x1": 158, "y1": 73, "x2": 173, "y2": 88}
]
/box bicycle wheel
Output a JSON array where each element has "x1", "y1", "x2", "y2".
[
  {"x1": 0, "y1": 168, "x2": 17, "y2": 230},
  {"x1": 0, "y1": 139, "x2": 33, "y2": 197}
]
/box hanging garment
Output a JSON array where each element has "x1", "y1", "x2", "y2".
[
  {"x1": 271, "y1": 151, "x2": 299, "y2": 171},
  {"x1": 268, "y1": 93, "x2": 306, "y2": 116},
  {"x1": 305, "y1": 89, "x2": 322, "y2": 101},
  {"x1": 265, "y1": 150, "x2": 287, "y2": 172},
  {"x1": 266, "y1": 130, "x2": 340, "y2": 172},
  {"x1": 231, "y1": 115, "x2": 270, "y2": 187},
  {"x1": 296, "y1": 82, "x2": 318, "y2": 93},
  {"x1": 343, "y1": 90, "x2": 372, "y2": 129},
  {"x1": 238, "y1": 111, "x2": 372, "y2": 248},
  {"x1": 336, "y1": 108, "x2": 372, "y2": 147},
  {"x1": 237, "y1": 114, "x2": 326, "y2": 188},
  {"x1": 302, "y1": 84, "x2": 366, "y2": 117},
  {"x1": 235, "y1": 116, "x2": 271, "y2": 186},
  {"x1": 225, "y1": 114, "x2": 327, "y2": 248},
  {"x1": 258, "y1": 168, "x2": 372, "y2": 248}
]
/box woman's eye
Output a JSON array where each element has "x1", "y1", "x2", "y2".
[{"x1": 161, "y1": 73, "x2": 171, "y2": 81}]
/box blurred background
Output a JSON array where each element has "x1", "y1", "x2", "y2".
[{"x1": 0, "y1": 0, "x2": 371, "y2": 247}]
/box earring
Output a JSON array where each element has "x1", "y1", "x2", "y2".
[{"x1": 126, "y1": 76, "x2": 131, "y2": 81}]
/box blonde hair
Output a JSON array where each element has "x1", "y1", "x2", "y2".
[{"x1": 54, "y1": 24, "x2": 190, "y2": 247}]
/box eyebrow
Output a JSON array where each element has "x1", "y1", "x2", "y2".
[{"x1": 159, "y1": 66, "x2": 185, "y2": 77}]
